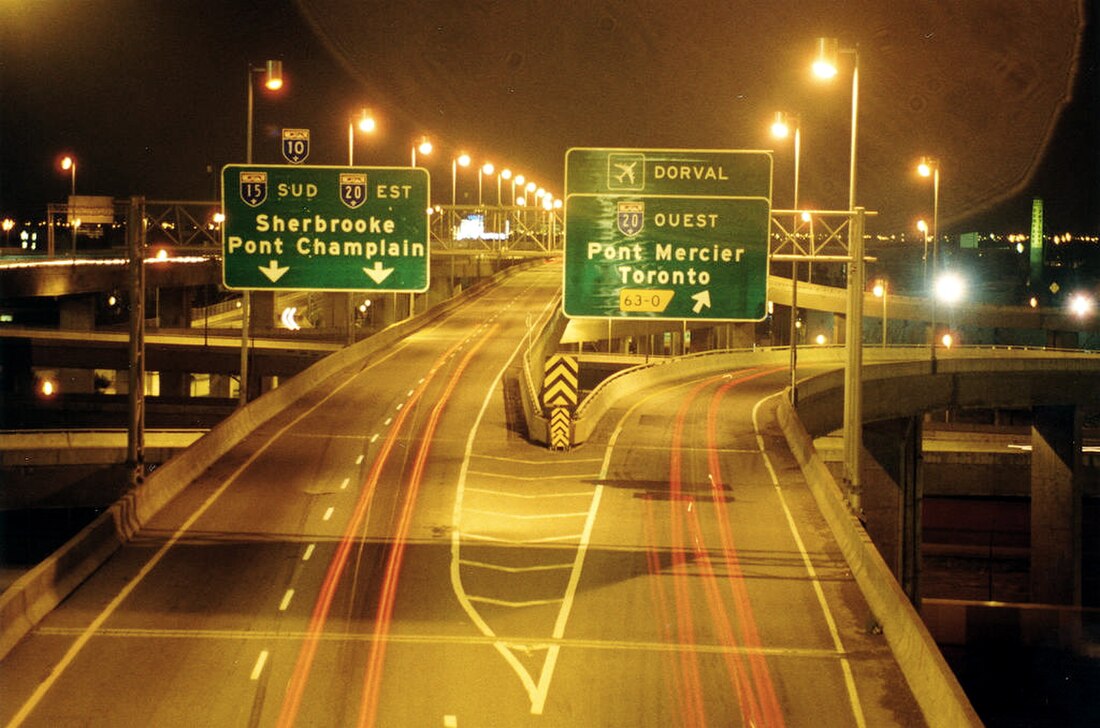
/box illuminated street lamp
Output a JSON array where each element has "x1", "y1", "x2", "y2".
[
  {"x1": 348, "y1": 108, "x2": 376, "y2": 165},
  {"x1": 2, "y1": 218, "x2": 13, "y2": 246},
  {"x1": 771, "y1": 110, "x2": 806, "y2": 395},
  {"x1": 1068, "y1": 293, "x2": 1093, "y2": 319},
  {"x1": 917, "y1": 218, "x2": 930, "y2": 285},
  {"x1": 812, "y1": 37, "x2": 859, "y2": 210},
  {"x1": 411, "y1": 135, "x2": 432, "y2": 167},
  {"x1": 813, "y1": 36, "x2": 865, "y2": 514},
  {"x1": 872, "y1": 279, "x2": 888, "y2": 347},
  {"x1": 917, "y1": 157, "x2": 941, "y2": 267},
  {"x1": 478, "y1": 162, "x2": 494, "y2": 206},
  {"x1": 60, "y1": 156, "x2": 77, "y2": 196},
  {"x1": 919, "y1": 157, "x2": 943, "y2": 366},
  {"x1": 770, "y1": 111, "x2": 801, "y2": 208},
  {"x1": 934, "y1": 270, "x2": 965, "y2": 306},
  {"x1": 451, "y1": 152, "x2": 471, "y2": 206},
  {"x1": 931, "y1": 269, "x2": 965, "y2": 364},
  {"x1": 499, "y1": 168, "x2": 512, "y2": 206},
  {"x1": 246, "y1": 60, "x2": 283, "y2": 164}
]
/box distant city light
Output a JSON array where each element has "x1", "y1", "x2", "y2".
[{"x1": 941, "y1": 333, "x2": 954, "y2": 348}]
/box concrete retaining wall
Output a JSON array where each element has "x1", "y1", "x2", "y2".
[
  {"x1": 773, "y1": 394, "x2": 983, "y2": 727},
  {"x1": 0, "y1": 263, "x2": 526, "y2": 660}
]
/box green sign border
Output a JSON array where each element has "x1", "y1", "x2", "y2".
[
  {"x1": 221, "y1": 164, "x2": 430, "y2": 293},
  {"x1": 563, "y1": 147, "x2": 772, "y2": 322}
]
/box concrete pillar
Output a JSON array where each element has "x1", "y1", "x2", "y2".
[
  {"x1": 59, "y1": 296, "x2": 97, "y2": 393},
  {"x1": 862, "y1": 416, "x2": 923, "y2": 605},
  {"x1": 250, "y1": 291, "x2": 276, "y2": 334},
  {"x1": 1030, "y1": 405, "x2": 1082, "y2": 605},
  {"x1": 157, "y1": 287, "x2": 192, "y2": 328},
  {"x1": 210, "y1": 374, "x2": 232, "y2": 398}
]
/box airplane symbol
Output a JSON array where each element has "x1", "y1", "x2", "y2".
[{"x1": 614, "y1": 161, "x2": 637, "y2": 185}]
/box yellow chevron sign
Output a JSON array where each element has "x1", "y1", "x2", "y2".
[
  {"x1": 549, "y1": 407, "x2": 572, "y2": 450},
  {"x1": 543, "y1": 354, "x2": 579, "y2": 408}
]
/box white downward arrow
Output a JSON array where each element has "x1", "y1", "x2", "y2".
[
  {"x1": 691, "y1": 290, "x2": 712, "y2": 314},
  {"x1": 258, "y1": 260, "x2": 289, "y2": 282},
  {"x1": 363, "y1": 262, "x2": 394, "y2": 284}
]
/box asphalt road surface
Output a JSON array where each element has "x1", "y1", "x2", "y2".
[{"x1": 0, "y1": 262, "x2": 923, "y2": 727}]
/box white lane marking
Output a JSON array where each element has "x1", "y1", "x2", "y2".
[
  {"x1": 443, "y1": 716, "x2": 458, "y2": 728},
  {"x1": 250, "y1": 650, "x2": 269, "y2": 680},
  {"x1": 340, "y1": 477, "x2": 350, "y2": 491},
  {"x1": 467, "y1": 596, "x2": 564, "y2": 608},
  {"x1": 751, "y1": 394, "x2": 867, "y2": 728},
  {"x1": 465, "y1": 486, "x2": 595, "y2": 498},
  {"x1": 370, "y1": 433, "x2": 379, "y2": 444},
  {"x1": 460, "y1": 532, "x2": 582, "y2": 544},
  {"x1": 471, "y1": 453, "x2": 604, "y2": 465},
  {"x1": 356, "y1": 454, "x2": 365, "y2": 465},
  {"x1": 466, "y1": 471, "x2": 600, "y2": 482},
  {"x1": 302, "y1": 544, "x2": 315, "y2": 561},
  {"x1": 279, "y1": 589, "x2": 295, "y2": 611},
  {"x1": 384, "y1": 417, "x2": 393, "y2": 426},
  {"x1": 463, "y1": 508, "x2": 591, "y2": 520},
  {"x1": 396, "y1": 403, "x2": 404, "y2": 411},
  {"x1": 451, "y1": 294, "x2": 598, "y2": 716},
  {"x1": 323, "y1": 506, "x2": 335, "y2": 521},
  {"x1": 3, "y1": 312, "x2": 433, "y2": 727},
  {"x1": 458, "y1": 559, "x2": 574, "y2": 573},
  {"x1": 407, "y1": 389, "x2": 415, "y2": 397},
  {"x1": 37, "y1": 624, "x2": 846, "y2": 658}
]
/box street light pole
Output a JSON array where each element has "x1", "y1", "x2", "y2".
[
  {"x1": 61, "y1": 156, "x2": 77, "y2": 196},
  {"x1": 348, "y1": 108, "x2": 376, "y2": 165},
  {"x1": 242, "y1": 60, "x2": 283, "y2": 406},
  {"x1": 814, "y1": 37, "x2": 864, "y2": 514},
  {"x1": 771, "y1": 110, "x2": 804, "y2": 403},
  {"x1": 919, "y1": 157, "x2": 941, "y2": 370},
  {"x1": 412, "y1": 136, "x2": 432, "y2": 167},
  {"x1": 873, "y1": 280, "x2": 888, "y2": 347}
]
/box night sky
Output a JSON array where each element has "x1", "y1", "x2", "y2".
[{"x1": 1, "y1": 0, "x2": 1096, "y2": 235}]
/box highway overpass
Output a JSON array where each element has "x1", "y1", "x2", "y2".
[{"x1": 1, "y1": 261, "x2": 997, "y2": 727}]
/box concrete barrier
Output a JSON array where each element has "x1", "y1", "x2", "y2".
[
  {"x1": 773, "y1": 393, "x2": 983, "y2": 727},
  {"x1": 520, "y1": 295, "x2": 565, "y2": 445},
  {"x1": 0, "y1": 262, "x2": 529, "y2": 660}
]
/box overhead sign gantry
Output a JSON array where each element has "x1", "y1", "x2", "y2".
[
  {"x1": 563, "y1": 148, "x2": 771, "y2": 321},
  {"x1": 221, "y1": 164, "x2": 429, "y2": 292}
]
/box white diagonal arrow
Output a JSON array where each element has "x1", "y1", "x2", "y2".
[
  {"x1": 258, "y1": 260, "x2": 289, "y2": 283},
  {"x1": 691, "y1": 289, "x2": 712, "y2": 314},
  {"x1": 363, "y1": 262, "x2": 394, "y2": 284}
]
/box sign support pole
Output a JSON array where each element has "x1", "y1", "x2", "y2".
[
  {"x1": 127, "y1": 196, "x2": 146, "y2": 488},
  {"x1": 239, "y1": 291, "x2": 250, "y2": 406}
]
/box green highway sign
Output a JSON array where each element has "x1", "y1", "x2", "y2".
[
  {"x1": 563, "y1": 148, "x2": 772, "y2": 321},
  {"x1": 221, "y1": 164, "x2": 429, "y2": 292}
]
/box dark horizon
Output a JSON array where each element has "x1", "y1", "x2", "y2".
[{"x1": 1, "y1": 1, "x2": 1096, "y2": 236}]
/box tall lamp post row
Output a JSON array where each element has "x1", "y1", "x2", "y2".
[
  {"x1": 244, "y1": 60, "x2": 551, "y2": 205},
  {"x1": 771, "y1": 38, "x2": 948, "y2": 517}
]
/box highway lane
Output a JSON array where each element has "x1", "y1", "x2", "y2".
[
  {"x1": 0, "y1": 263, "x2": 561, "y2": 726},
  {"x1": 1, "y1": 261, "x2": 926, "y2": 726}
]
